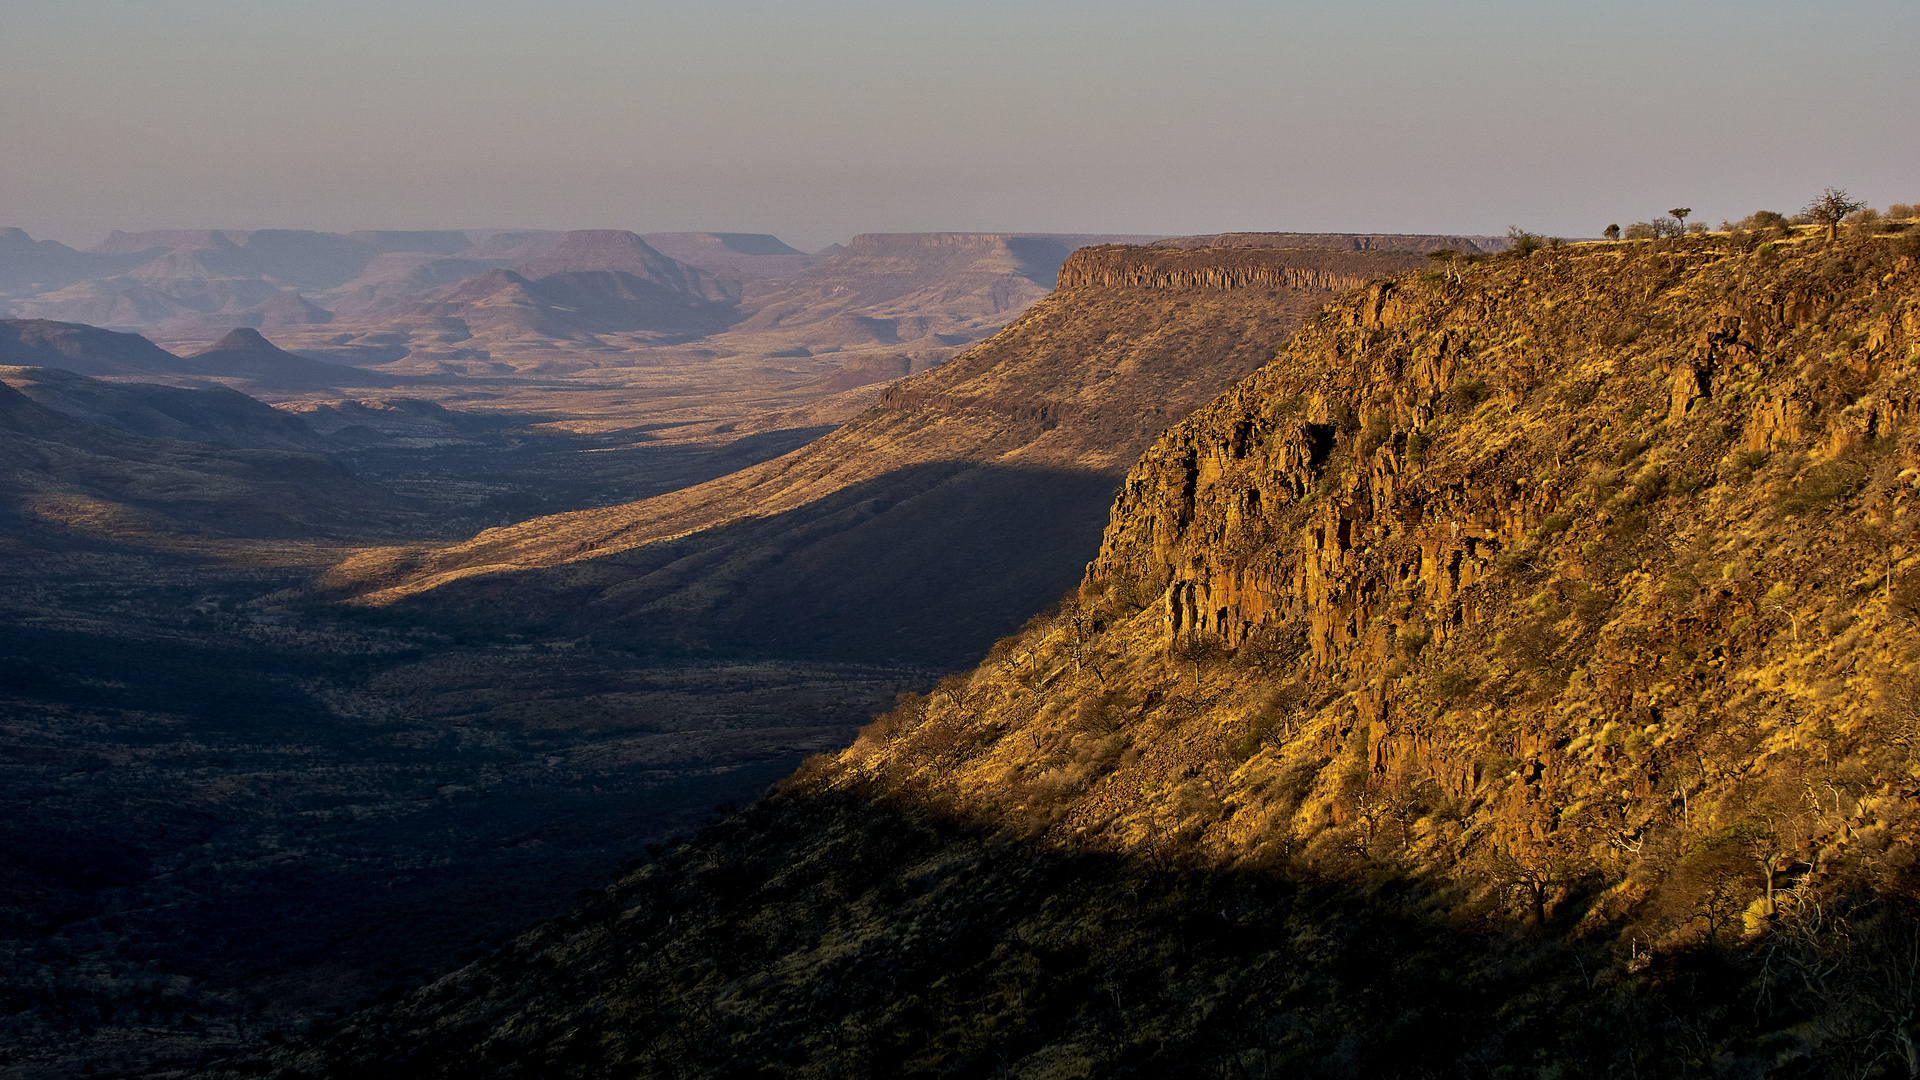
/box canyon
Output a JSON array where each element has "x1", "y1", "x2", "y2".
[{"x1": 0, "y1": 229, "x2": 1463, "y2": 1076}]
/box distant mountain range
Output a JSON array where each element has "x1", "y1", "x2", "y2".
[
  {"x1": 0, "y1": 228, "x2": 1203, "y2": 388},
  {"x1": 0, "y1": 227, "x2": 766, "y2": 340},
  {"x1": 3, "y1": 222, "x2": 1228, "y2": 403}
]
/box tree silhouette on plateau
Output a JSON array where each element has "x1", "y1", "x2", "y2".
[
  {"x1": 1806, "y1": 188, "x2": 1865, "y2": 241},
  {"x1": 1670, "y1": 208, "x2": 1691, "y2": 231}
]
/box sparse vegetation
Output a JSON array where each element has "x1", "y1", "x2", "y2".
[{"x1": 1506, "y1": 225, "x2": 1544, "y2": 257}]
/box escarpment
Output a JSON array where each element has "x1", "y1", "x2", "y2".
[
  {"x1": 1056, "y1": 244, "x2": 1419, "y2": 293},
  {"x1": 833, "y1": 232, "x2": 1920, "y2": 943}
]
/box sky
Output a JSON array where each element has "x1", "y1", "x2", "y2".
[{"x1": 3, "y1": 0, "x2": 1915, "y2": 252}]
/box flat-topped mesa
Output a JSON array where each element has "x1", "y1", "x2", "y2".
[
  {"x1": 844, "y1": 232, "x2": 1013, "y2": 255},
  {"x1": 1056, "y1": 244, "x2": 1427, "y2": 292},
  {"x1": 1154, "y1": 232, "x2": 1508, "y2": 254}
]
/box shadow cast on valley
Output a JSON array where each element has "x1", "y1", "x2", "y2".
[{"x1": 374, "y1": 461, "x2": 1126, "y2": 669}]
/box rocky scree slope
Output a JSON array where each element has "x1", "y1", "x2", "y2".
[
  {"x1": 317, "y1": 245, "x2": 1420, "y2": 665},
  {"x1": 232, "y1": 232, "x2": 1920, "y2": 1079}
]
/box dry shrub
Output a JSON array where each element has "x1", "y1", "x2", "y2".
[
  {"x1": 1871, "y1": 673, "x2": 1920, "y2": 761},
  {"x1": 1890, "y1": 575, "x2": 1920, "y2": 625},
  {"x1": 1071, "y1": 689, "x2": 1131, "y2": 735},
  {"x1": 1172, "y1": 635, "x2": 1230, "y2": 671},
  {"x1": 1444, "y1": 378, "x2": 1493, "y2": 412},
  {"x1": 1357, "y1": 411, "x2": 1394, "y2": 458},
  {"x1": 1563, "y1": 581, "x2": 1612, "y2": 626},
  {"x1": 1235, "y1": 622, "x2": 1307, "y2": 670},
  {"x1": 1232, "y1": 686, "x2": 1307, "y2": 761},
  {"x1": 1432, "y1": 665, "x2": 1479, "y2": 703},
  {"x1": 1501, "y1": 618, "x2": 1564, "y2": 673},
  {"x1": 1397, "y1": 625, "x2": 1432, "y2": 659},
  {"x1": 1651, "y1": 830, "x2": 1761, "y2": 949},
  {"x1": 1777, "y1": 446, "x2": 1878, "y2": 514}
]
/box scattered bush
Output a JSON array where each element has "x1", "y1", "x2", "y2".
[
  {"x1": 1556, "y1": 379, "x2": 1601, "y2": 408},
  {"x1": 1728, "y1": 448, "x2": 1769, "y2": 478},
  {"x1": 1432, "y1": 665, "x2": 1478, "y2": 702},
  {"x1": 1398, "y1": 626, "x2": 1432, "y2": 658},
  {"x1": 1624, "y1": 216, "x2": 1684, "y2": 241},
  {"x1": 1233, "y1": 704, "x2": 1294, "y2": 762},
  {"x1": 1405, "y1": 427, "x2": 1430, "y2": 465},
  {"x1": 1627, "y1": 468, "x2": 1671, "y2": 506},
  {"x1": 1776, "y1": 446, "x2": 1878, "y2": 514},
  {"x1": 1171, "y1": 634, "x2": 1230, "y2": 671},
  {"x1": 1329, "y1": 399, "x2": 1360, "y2": 434},
  {"x1": 1611, "y1": 437, "x2": 1650, "y2": 467},
  {"x1": 1444, "y1": 378, "x2": 1493, "y2": 412},
  {"x1": 1507, "y1": 227, "x2": 1544, "y2": 257},
  {"x1": 1235, "y1": 623, "x2": 1307, "y2": 670},
  {"x1": 1529, "y1": 512, "x2": 1574, "y2": 542},
  {"x1": 1357, "y1": 411, "x2": 1394, "y2": 457},
  {"x1": 1501, "y1": 618, "x2": 1563, "y2": 673}
]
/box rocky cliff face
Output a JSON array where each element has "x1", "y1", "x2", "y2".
[{"x1": 832, "y1": 232, "x2": 1920, "y2": 943}]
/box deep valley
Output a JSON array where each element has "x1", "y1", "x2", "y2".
[{"x1": 10, "y1": 216, "x2": 1920, "y2": 1078}]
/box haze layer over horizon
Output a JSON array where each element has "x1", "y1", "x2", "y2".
[{"x1": 5, "y1": 0, "x2": 1915, "y2": 252}]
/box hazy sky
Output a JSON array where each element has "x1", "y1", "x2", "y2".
[{"x1": 4, "y1": 0, "x2": 1915, "y2": 251}]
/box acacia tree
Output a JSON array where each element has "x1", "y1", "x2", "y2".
[
  {"x1": 1806, "y1": 188, "x2": 1866, "y2": 241},
  {"x1": 1669, "y1": 207, "x2": 1691, "y2": 231},
  {"x1": 1483, "y1": 842, "x2": 1588, "y2": 929}
]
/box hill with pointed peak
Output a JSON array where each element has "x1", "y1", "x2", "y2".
[{"x1": 175, "y1": 327, "x2": 391, "y2": 391}]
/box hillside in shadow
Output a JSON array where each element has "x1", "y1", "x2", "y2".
[{"x1": 353, "y1": 462, "x2": 1124, "y2": 668}]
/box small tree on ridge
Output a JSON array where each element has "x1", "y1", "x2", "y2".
[{"x1": 1806, "y1": 188, "x2": 1865, "y2": 241}]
